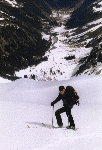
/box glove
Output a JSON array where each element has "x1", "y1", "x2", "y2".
[{"x1": 51, "y1": 102, "x2": 54, "y2": 106}]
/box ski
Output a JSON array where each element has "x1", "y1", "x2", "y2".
[
  {"x1": 66, "y1": 126, "x2": 78, "y2": 131},
  {"x1": 27, "y1": 123, "x2": 78, "y2": 130},
  {"x1": 52, "y1": 126, "x2": 78, "y2": 131}
]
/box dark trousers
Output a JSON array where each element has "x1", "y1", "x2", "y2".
[{"x1": 55, "y1": 106, "x2": 75, "y2": 127}]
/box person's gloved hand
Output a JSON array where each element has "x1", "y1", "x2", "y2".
[{"x1": 51, "y1": 102, "x2": 54, "y2": 106}]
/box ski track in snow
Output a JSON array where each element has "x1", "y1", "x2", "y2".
[{"x1": 0, "y1": 75, "x2": 102, "y2": 150}]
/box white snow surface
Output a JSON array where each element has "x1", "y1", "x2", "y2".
[
  {"x1": 0, "y1": 18, "x2": 4, "y2": 20},
  {"x1": 3, "y1": 0, "x2": 23, "y2": 8},
  {"x1": 0, "y1": 75, "x2": 102, "y2": 150},
  {"x1": 0, "y1": 77, "x2": 11, "y2": 83},
  {"x1": 93, "y1": 1, "x2": 102, "y2": 12}
]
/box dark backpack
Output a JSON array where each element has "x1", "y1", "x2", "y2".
[
  {"x1": 65, "y1": 86, "x2": 79, "y2": 106},
  {"x1": 66, "y1": 86, "x2": 75, "y2": 93}
]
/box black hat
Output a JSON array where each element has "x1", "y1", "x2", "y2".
[{"x1": 59, "y1": 86, "x2": 65, "y2": 91}]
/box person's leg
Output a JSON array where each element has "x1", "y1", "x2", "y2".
[
  {"x1": 55, "y1": 107, "x2": 65, "y2": 127},
  {"x1": 66, "y1": 108, "x2": 75, "y2": 127}
]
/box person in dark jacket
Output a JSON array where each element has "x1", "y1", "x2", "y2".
[{"x1": 51, "y1": 86, "x2": 79, "y2": 129}]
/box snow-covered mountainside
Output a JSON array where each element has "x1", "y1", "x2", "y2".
[
  {"x1": 0, "y1": 0, "x2": 102, "y2": 81},
  {"x1": 15, "y1": 0, "x2": 102, "y2": 81},
  {"x1": 0, "y1": 75, "x2": 102, "y2": 150},
  {"x1": 66, "y1": 0, "x2": 102, "y2": 76},
  {"x1": 0, "y1": 0, "x2": 57, "y2": 80}
]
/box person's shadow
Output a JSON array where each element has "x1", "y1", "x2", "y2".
[{"x1": 26, "y1": 122, "x2": 52, "y2": 129}]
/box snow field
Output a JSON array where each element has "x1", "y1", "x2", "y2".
[{"x1": 0, "y1": 75, "x2": 102, "y2": 150}]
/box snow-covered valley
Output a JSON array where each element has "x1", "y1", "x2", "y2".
[
  {"x1": 15, "y1": 7, "x2": 102, "y2": 81},
  {"x1": 0, "y1": 0, "x2": 102, "y2": 81},
  {"x1": 15, "y1": 26, "x2": 92, "y2": 81},
  {"x1": 0, "y1": 75, "x2": 102, "y2": 150},
  {"x1": 15, "y1": 29, "x2": 83, "y2": 80}
]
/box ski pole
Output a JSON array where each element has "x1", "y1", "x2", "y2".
[
  {"x1": 68, "y1": 116, "x2": 69, "y2": 126},
  {"x1": 52, "y1": 105, "x2": 54, "y2": 127}
]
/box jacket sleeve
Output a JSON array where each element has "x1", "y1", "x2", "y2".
[{"x1": 51, "y1": 94, "x2": 62, "y2": 106}]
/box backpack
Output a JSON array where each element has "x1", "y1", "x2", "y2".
[
  {"x1": 66, "y1": 86, "x2": 75, "y2": 94},
  {"x1": 65, "y1": 86, "x2": 79, "y2": 106}
]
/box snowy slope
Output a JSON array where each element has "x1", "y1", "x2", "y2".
[{"x1": 0, "y1": 75, "x2": 102, "y2": 150}]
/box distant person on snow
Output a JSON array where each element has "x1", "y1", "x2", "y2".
[{"x1": 51, "y1": 86, "x2": 79, "y2": 129}]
